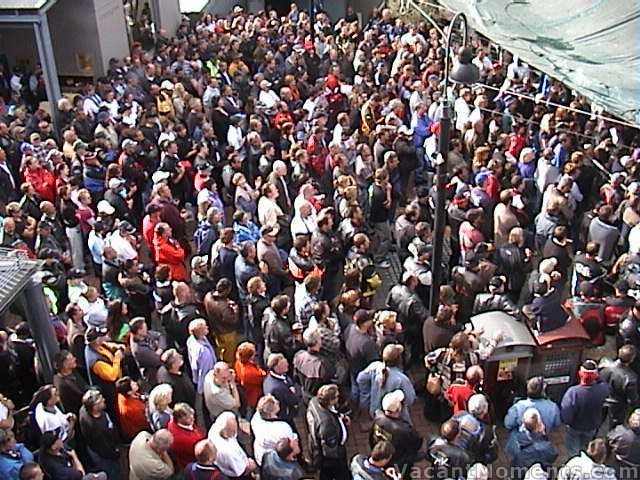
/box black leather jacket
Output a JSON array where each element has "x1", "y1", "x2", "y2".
[
  {"x1": 293, "y1": 349, "x2": 335, "y2": 404},
  {"x1": 472, "y1": 292, "x2": 519, "y2": 317},
  {"x1": 370, "y1": 412, "x2": 422, "y2": 468},
  {"x1": 311, "y1": 230, "x2": 343, "y2": 267},
  {"x1": 618, "y1": 312, "x2": 640, "y2": 347},
  {"x1": 262, "y1": 308, "x2": 298, "y2": 362},
  {"x1": 601, "y1": 359, "x2": 639, "y2": 407},
  {"x1": 608, "y1": 425, "x2": 640, "y2": 467},
  {"x1": 306, "y1": 397, "x2": 347, "y2": 466},
  {"x1": 427, "y1": 437, "x2": 473, "y2": 480},
  {"x1": 386, "y1": 284, "x2": 429, "y2": 331}
]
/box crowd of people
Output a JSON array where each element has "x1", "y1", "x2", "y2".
[{"x1": 0, "y1": 2, "x2": 640, "y2": 480}]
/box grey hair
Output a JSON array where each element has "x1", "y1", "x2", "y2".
[
  {"x1": 468, "y1": 394, "x2": 489, "y2": 417},
  {"x1": 522, "y1": 408, "x2": 542, "y2": 431},
  {"x1": 151, "y1": 429, "x2": 173, "y2": 450},
  {"x1": 188, "y1": 318, "x2": 208, "y2": 335},
  {"x1": 303, "y1": 327, "x2": 321, "y2": 348},
  {"x1": 629, "y1": 409, "x2": 640, "y2": 429},
  {"x1": 467, "y1": 463, "x2": 489, "y2": 480}
]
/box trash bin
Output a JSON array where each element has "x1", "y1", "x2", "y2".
[
  {"x1": 471, "y1": 311, "x2": 537, "y2": 417},
  {"x1": 530, "y1": 316, "x2": 591, "y2": 403}
]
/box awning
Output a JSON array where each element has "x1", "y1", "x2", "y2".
[
  {"x1": 179, "y1": 0, "x2": 209, "y2": 14},
  {"x1": 438, "y1": 0, "x2": 640, "y2": 126}
]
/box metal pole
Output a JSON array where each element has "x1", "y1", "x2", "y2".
[
  {"x1": 33, "y1": 13, "x2": 62, "y2": 135},
  {"x1": 19, "y1": 279, "x2": 60, "y2": 383},
  {"x1": 428, "y1": 12, "x2": 467, "y2": 315},
  {"x1": 429, "y1": 102, "x2": 450, "y2": 315}
]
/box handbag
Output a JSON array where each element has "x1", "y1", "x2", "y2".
[{"x1": 426, "y1": 372, "x2": 442, "y2": 396}]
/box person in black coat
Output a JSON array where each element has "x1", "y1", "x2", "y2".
[
  {"x1": 38, "y1": 431, "x2": 92, "y2": 480},
  {"x1": 369, "y1": 390, "x2": 422, "y2": 475},
  {"x1": 542, "y1": 225, "x2": 573, "y2": 280},
  {"x1": 306, "y1": 384, "x2": 350, "y2": 480},
  {"x1": 393, "y1": 127, "x2": 418, "y2": 203},
  {"x1": 607, "y1": 409, "x2": 640, "y2": 480},
  {"x1": 427, "y1": 419, "x2": 473, "y2": 480},
  {"x1": 78, "y1": 390, "x2": 121, "y2": 478},
  {"x1": 103, "y1": 177, "x2": 133, "y2": 222},
  {"x1": 601, "y1": 345, "x2": 640, "y2": 430},
  {"x1": 0, "y1": 147, "x2": 18, "y2": 207},
  {"x1": 214, "y1": 228, "x2": 238, "y2": 288},
  {"x1": 422, "y1": 305, "x2": 461, "y2": 355}
]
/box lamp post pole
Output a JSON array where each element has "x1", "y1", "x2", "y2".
[
  {"x1": 429, "y1": 102, "x2": 451, "y2": 315},
  {"x1": 429, "y1": 12, "x2": 474, "y2": 315}
]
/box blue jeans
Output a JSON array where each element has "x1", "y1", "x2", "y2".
[{"x1": 566, "y1": 426, "x2": 597, "y2": 458}]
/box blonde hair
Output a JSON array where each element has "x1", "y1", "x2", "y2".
[
  {"x1": 148, "y1": 383, "x2": 173, "y2": 412},
  {"x1": 375, "y1": 310, "x2": 397, "y2": 329},
  {"x1": 256, "y1": 394, "x2": 280, "y2": 418}
]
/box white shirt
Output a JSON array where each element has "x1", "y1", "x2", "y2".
[
  {"x1": 302, "y1": 97, "x2": 317, "y2": 119},
  {"x1": 250, "y1": 412, "x2": 295, "y2": 466},
  {"x1": 208, "y1": 430, "x2": 250, "y2": 477},
  {"x1": 227, "y1": 125, "x2": 245, "y2": 153},
  {"x1": 629, "y1": 224, "x2": 640, "y2": 254},
  {"x1": 100, "y1": 99, "x2": 120, "y2": 118},
  {"x1": 557, "y1": 452, "x2": 616, "y2": 480},
  {"x1": 203, "y1": 85, "x2": 220, "y2": 108},
  {"x1": 257, "y1": 197, "x2": 283, "y2": 228},
  {"x1": 473, "y1": 56, "x2": 493, "y2": 77},
  {"x1": 88, "y1": 230, "x2": 105, "y2": 265},
  {"x1": 258, "y1": 89, "x2": 280, "y2": 110},
  {"x1": 83, "y1": 94, "x2": 101, "y2": 117},
  {"x1": 454, "y1": 97, "x2": 471, "y2": 131},
  {"x1": 107, "y1": 230, "x2": 138, "y2": 261},
  {"x1": 290, "y1": 215, "x2": 317, "y2": 238},
  {"x1": 35, "y1": 403, "x2": 70, "y2": 440},
  {"x1": 535, "y1": 158, "x2": 560, "y2": 194},
  {"x1": 78, "y1": 296, "x2": 108, "y2": 328}
]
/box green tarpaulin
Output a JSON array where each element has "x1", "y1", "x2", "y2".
[{"x1": 437, "y1": 0, "x2": 640, "y2": 126}]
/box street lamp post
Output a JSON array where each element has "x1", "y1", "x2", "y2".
[{"x1": 429, "y1": 13, "x2": 480, "y2": 315}]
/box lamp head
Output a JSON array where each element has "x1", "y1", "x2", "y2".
[{"x1": 450, "y1": 46, "x2": 480, "y2": 85}]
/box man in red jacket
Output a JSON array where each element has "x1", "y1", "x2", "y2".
[
  {"x1": 445, "y1": 365, "x2": 484, "y2": 415},
  {"x1": 168, "y1": 403, "x2": 206, "y2": 469}
]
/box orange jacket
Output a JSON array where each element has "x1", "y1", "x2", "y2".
[
  {"x1": 234, "y1": 359, "x2": 267, "y2": 408},
  {"x1": 153, "y1": 234, "x2": 188, "y2": 281},
  {"x1": 116, "y1": 393, "x2": 149, "y2": 440}
]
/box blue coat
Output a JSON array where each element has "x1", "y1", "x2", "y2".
[
  {"x1": 561, "y1": 381, "x2": 610, "y2": 431},
  {"x1": 357, "y1": 363, "x2": 415, "y2": 422},
  {"x1": 263, "y1": 373, "x2": 300, "y2": 423},
  {"x1": 0, "y1": 443, "x2": 34, "y2": 480},
  {"x1": 506, "y1": 427, "x2": 558, "y2": 480},
  {"x1": 504, "y1": 397, "x2": 562, "y2": 432}
]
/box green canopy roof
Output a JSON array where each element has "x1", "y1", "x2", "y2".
[{"x1": 438, "y1": 0, "x2": 640, "y2": 126}]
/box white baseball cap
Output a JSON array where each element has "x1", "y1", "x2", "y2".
[{"x1": 97, "y1": 200, "x2": 115, "y2": 215}]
